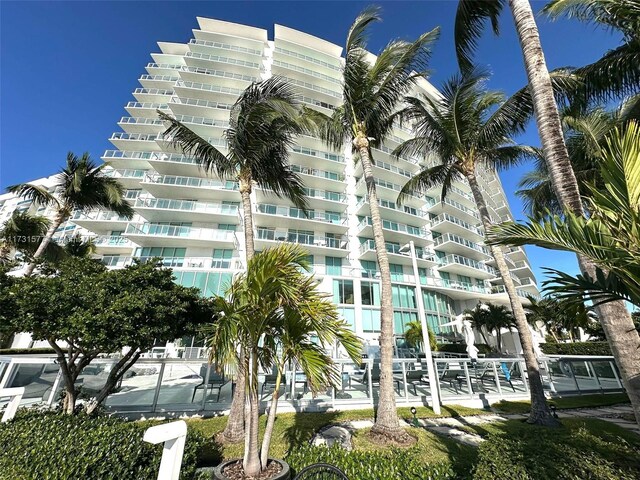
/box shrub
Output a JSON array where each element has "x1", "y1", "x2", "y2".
[
  {"x1": 0, "y1": 410, "x2": 206, "y2": 480},
  {"x1": 286, "y1": 444, "x2": 456, "y2": 480},
  {"x1": 437, "y1": 343, "x2": 492, "y2": 355},
  {"x1": 473, "y1": 420, "x2": 640, "y2": 480},
  {"x1": 541, "y1": 341, "x2": 612, "y2": 356}
]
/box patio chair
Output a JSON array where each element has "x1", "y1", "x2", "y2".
[
  {"x1": 293, "y1": 463, "x2": 348, "y2": 479},
  {"x1": 439, "y1": 367, "x2": 465, "y2": 394},
  {"x1": 261, "y1": 372, "x2": 279, "y2": 397},
  {"x1": 191, "y1": 365, "x2": 228, "y2": 403},
  {"x1": 401, "y1": 368, "x2": 430, "y2": 396},
  {"x1": 353, "y1": 363, "x2": 401, "y2": 396}
]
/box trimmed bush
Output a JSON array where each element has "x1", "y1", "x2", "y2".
[
  {"x1": 0, "y1": 410, "x2": 206, "y2": 480},
  {"x1": 541, "y1": 341, "x2": 612, "y2": 356},
  {"x1": 437, "y1": 343, "x2": 492, "y2": 355},
  {"x1": 473, "y1": 420, "x2": 640, "y2": 480},
  {"x1": 286, "y1": 444, "x2": 456, "y2": 480}
]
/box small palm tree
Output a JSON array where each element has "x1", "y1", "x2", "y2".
[
  {"x1": 489, "y1": 121, "x2": 640, "y2": 426},
  {"x1": 403, "y1": 320, "x2": 437, "y2": 353},
  {"x1": 0, "y1": 211, "x2": 50, "y2": 263},
  {"x1": 317, "y1": 5, "x2": 439, "y2": 442},
  {"x1": 159, "y1": 76, "x2": 312, "y2": 443},
  {"x1": 7, "y1": 152, "x2": 133, "y2": 276},
  {"x1": 62, "y1": 234, "x2": 96, "y2": 258},
  {"x1": 525, "y1": 295, "x2": 595, "y2": 342},
  {"x1": 207, "y1": 244, "x2": 361, "y2": 476},
  {"x1": 395, "y1": 68, "x2": 558, "y2": 425}
]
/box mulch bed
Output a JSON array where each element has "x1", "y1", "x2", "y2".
[
  {"x1": 365, "y1": 429, "x2": 418, "y2": 448},
  {"x1": 222, "y1": 460, "x2": 283, "y2": 480}
]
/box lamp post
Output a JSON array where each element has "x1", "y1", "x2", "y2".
[{"x1": 400, "y1": 241, "x2": 441, "y2": 414}]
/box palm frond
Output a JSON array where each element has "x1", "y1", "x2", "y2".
[
  {"x1": 397, "y1": 164, "x2": 460, "y2": 206},
  {"x1": 6, "y1": 183, "x2": 58, "y2": 208},
  {"x1": 455, "y1": 0, "x2": 504, "y2": 73}
]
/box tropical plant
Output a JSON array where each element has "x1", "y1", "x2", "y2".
[
  {"x1": 403, "y1": 320, "x2": 437, "y2": 352},
  {"x1": 525, "y1": 295, "x2": 595, "y2": 342},
  {"x1": 465, "y1": 303, "x2": 516, "y2": 352},
  {"x1": 159, "y1": 76, "x2": 312, "y2": 442},
  {"x1": 8, "y1": 257, "x2": 213, "y2": 414},
  {"x1": 206, "y1": 244, "x2": 361, "y2": 476},
  {"x1": 455, "y1": 0, "x2": 638, "y2": 427},
  {"x1": 543, "y1": 0, "x2": 640, "y2": 102},
  {"x1": 61, "y1": 234, "x2": 96, "y2": 258},
  {"x1": 488, "y1": 121, "x2": 640, "y2": 426},
  {"x1": 316, "y1": 5, "x2": 439, "y2": 442},
  {"x1": 394, "y1": 68, "x2": 557, "y2": 425},
  {"x1": 6, "y1": 152, "x2": 133, "y2": 276},
  {"x1": 0, "y1": 211, "x2": 50, "y2": 263}
]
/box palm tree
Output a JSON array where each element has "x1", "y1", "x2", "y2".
[
  {"x1": 455, "y1": 0, "x2": 638, "y2": 427},
  {"x1": 488, "y1": 121, "x2": 640, "y2": 426},
  {"x1": 395, "y1": 69, "x2": 557, "y2": 425},
  {"x1": 525, "y1": 295, "x2": 595, "y2": 342},
  {"x1": 543, "y1": 0, "x2": 640, "y2": 101},
  {"x1": 159, "y1": 76, "x2": 312, "y2": 442},
  {"x1": 316, "y1": 5, "x2": 439, "y2": 442},
  {"x1": 207, "y1": 244, "x2": 361, "y2": 476},
  {"x1": 62, "y1": 234, "x2": 96, "y2": 258},
  {"x1": 7, "y1": 152, "x2": 133, "y2": 276},
  {"x1": 465, "y1": 303, "x2": 516, "y2": 351},
  {"x1": 0, "y1": 211, "x2": 50, "y2": 263},
  {"x1": 403, "y1": 320, "x2": 437, "y2": 353}
]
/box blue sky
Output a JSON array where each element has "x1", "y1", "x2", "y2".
[{"x1": 0, "y1": 1, "x2": 622, "y2": 285}]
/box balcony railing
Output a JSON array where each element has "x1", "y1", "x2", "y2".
[
  {"x1": 135, "y1": 198, "x2": 238, "y2": 215},
  {"x1": 301, "y1": 187, "x2": 346, "y2": 203},
  {"x1": 356, "y1": 198, "x2": 429, "y2": 220},
  {"x1": 189, "y1": 39, "x2": 262, "y2": 57},
  {"x1": 273, "y1": 59, "x2": 342, "y2": 85},
  {"x1": 139, "y1": 74, "x2": 179, "y2": 82},
  {"x1": 274, "y1": 46, "x2": 342, "y2": 72},
  {"x1": 92, "y1": 235, "x2": 135, "y2": 247},
  {"x1": 180, "y1": 66, "x2": 257, "y2": 83},
  {"x1": 359, "y1": 239, "x2": 436, "y2": 261},
  {"x1": 175, "y1": 80, "x2": 243, "y2": 96},
  {"x1": 371, "y1": 144, "x2": 421, "y2": 165},
  {"x1": 256, "y1": 204, "x2": 347, "y2": 225},
  {"x1": 103, "y1": 169, "x2": 147, "y2": 179},
  {"x1": 426, "y1": 196, "x2": 480, "y2": 220},
  {"x1": 292, "y1": 145, "x2": 344, "y2": 163},
  {"x1": 143, "y1": 173, "x2": 239, "y2": 191},
  {"x1": 438, "y1": 254, "x2": 497, "y2": 275},
  {"x1": 169, "y1": 98, "x2": 233, "y2": 110},
  {"x1": 126, "y1": 101, "x2": 169, "y2": 109},
  {"x1": 291, "y1": 164, "x2": 345, "y2": 182},
  {"x1": 110, "y1": 132, "x2": 161, "y2": 141},
  {"x1": 257, "y1": 228, "x2": 347, "y2": 249},
  {"x1": 434, "y1": 233, "x2": 489, "y2": 255},
  {"x1": 101, "y1": 255, "x2": 242, "y2": 270},
  {"x1": 431, "y1": 213, "x2": 482, "y2": 236},
  {"x1": 133, "y1": 88, "x2": 173, "y2": 95},
  {"x1": 281, "y1": 76, "x2": 342, "y2": 99},
  {"x1": 184, "y1": 52, "x2": 260, "y2": 69},
  {"x1": 358, "y1": 217, "x2": 428, "y2": 239},
  {"x1": 172, "y1": 115, "x2": 230, "y2": 129},
  {"x1": 125, "y1": 223, "x2": 236, "y2": 242},
  {"x1": 71, "y1": 211, "x2": 129, "y2": 222}
]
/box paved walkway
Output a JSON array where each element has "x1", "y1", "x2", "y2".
[{"x1": 310, "y1": 404, "x2": 639, "y2": 449}]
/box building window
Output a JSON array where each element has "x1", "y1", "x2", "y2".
[
  {"x1": 337, "y1": 307, "x2": 355, "y2": 331},
  {"x1": 394, "y1": 311, "x2": 418, "y2": 335},
  {"x1": 218, "y1": 223, "x2": 237, "y2": 231},
  {"x1": 361, "y1": 260, "x2": 377, "y2": 278},
  {"x1": 333, "y1": 279, "x2": 354, "y2": 304},
  {"x1": 325, "y1": 256, "x2": 342, "y2": 275},
  {"x1": 389, "y1": 263, "x2": 404, "y2": 282},
  {"x1": 212, "y1": 249, "x2": 233, "y2": 268},
  {"x1": 392, "y1": 284, "x2": 416, "y2": 309},
  {"x1": 361, "y1": 281, "x2": 381, "y2": 306},
  {"x1": 362, "y1": 308, "x2": 381, "y2": 333}
]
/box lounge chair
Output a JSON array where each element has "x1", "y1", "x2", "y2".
[{"x1": 191, "y1": 365, "x2": 229, "y2": 402}]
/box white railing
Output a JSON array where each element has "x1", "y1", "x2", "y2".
[{"x1": 125, "y1": 223, "x2": 236, "y2": 243}]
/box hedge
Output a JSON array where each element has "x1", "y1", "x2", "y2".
[
  {"x1": 436, "y1": 343, "x2": 492, "y2": 355},
  {"x1": 286, "y1": 444, "x2": 456, "y2": 480},
  {"x1": 0, "y1": 410, "x2": 207, "y2": 480},
  {"x1": 541, "y1": 342, "x2": 612, "y2": 356},
  {"x1": 473, "y1": 420, "x2": 640, "y2": 480}
]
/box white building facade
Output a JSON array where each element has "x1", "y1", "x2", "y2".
[{"x1": 1, "y1": 17, "x2": 539, "y2": 353}]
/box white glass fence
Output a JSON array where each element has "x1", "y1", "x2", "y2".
[{"x1": 0, "y1": 355, "x2": 624, "y2": 414}]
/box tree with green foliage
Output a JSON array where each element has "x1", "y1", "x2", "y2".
[
  {"x1": 316, "y1": 5, "x2": 439, "y2": 442},
  {"x1": 525, "y1": 294, "x2": 595, "y2": 342},
  {"x1": 7, "y1": 153, "x2": 133, "y2": 276},
  {"x1": 488, "y1": 121, "x2": 640, "y2": 426},
  {"x1": 0, "y1": 266, "x2": 17, "y2": 348},
  {"x1": 206, "y1": 244, "x2": 361, "y2": 476},
  {"x1": 0, "y1": 211, "x2": 51, "y2": 264},
  {"x1": 159, "y1": 76, "x2": 312, "y2": 443},
  {"x1": 465, "y1": 303, "x2": 516, "y2": 352},
  {"x1": 403, "y1": 320, "x2": 437, "y2": 353},
  {"x1": 9, "y1": 257, "x2": 213, "y2": 414}
]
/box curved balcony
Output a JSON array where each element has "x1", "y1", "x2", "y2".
[
  {"x1": 433, "y1": 232, "x2": 490, "y2": 260},
  {"x1": 124, "y1": 223, "x2": 237, "y2": 248},
  {"x1": 290, "y1": 164, "x2": 345, "y2": 189},
  {"x1": 109, "y1": 132, "x2": 163, "y2": 151},
  {"x1": 357, "y1": 217, "x2": 432, "y2": 245},
  {"x1": 134, "y1": 197, "x2": 239, "y2": 223},
  {"x1": 359, "y1": 239, "x2": 437, "y2": 268},
  {"x1": 70, "y1": 210, "x2": 131, "y2": 233},
  {"x1": 437, "y1": 254, "x2": 496, "y2": 279},
  {"x1": 254, "y1": 204, "x2": 348, "y2": 234},
  {"x1": 274, "y1": 46, "x2": 342, "y2": 74},
  {"x1": 183, "y1": 52, "x2": 261, "y2": 76},
  {"x1": 426, "y1": 196, "x2": 480, "y2": 223},
  {"x1": 101, "y1": 255, "x2": 242, "y2": 271},
  {"x1": 355, "y1": 198, "x2": 429, "y2": 226},
  {"x1": 174, "y1": 80, "x2": 243, "y2": 103},
  {"x1": 141, "y1": 173, "x2": 239, "y2": 201},
  {"x1": 188, "y1": 38, "x2": 263, "y2": 59},
  {"x1": 178, "y1": 66, "x2": 257, "y2": 87},
  {"x1": 256, "y1": 228, "x2": 348, "y2": 257},
  {"x1": 430, "y1": 213, "x2": 483, "y2": 240},
  {"x1": 133, "y1": 87, "x2": 173, "y2": 103}
]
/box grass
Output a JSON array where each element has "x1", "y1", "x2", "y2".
[{"x1": 493, "y1": 392, "x2": 630, "y2": 414}]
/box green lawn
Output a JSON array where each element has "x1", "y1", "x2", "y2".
[{"x1": 493, "y1": 392, "x2": 630, "y2": 414}]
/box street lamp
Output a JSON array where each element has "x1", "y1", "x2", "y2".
[{"x1": 400, "y1": 241, "x2": 441, "y2": 414}]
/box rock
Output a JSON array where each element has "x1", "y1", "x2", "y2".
[{"x1": 311, "y1": 425, "x2": 353, "y2": 451}]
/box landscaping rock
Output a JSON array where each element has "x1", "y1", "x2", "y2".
[{"x1": 311, "y1": 425, "x2": 353, "y2": 451}]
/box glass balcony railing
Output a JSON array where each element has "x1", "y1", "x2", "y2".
[
  {"x1": 356, "y1": 177, "x2": 422, "y2": 200},
  {"x1": 301, "y1": 187, "x2": 346, "y2": 203},
  {"x1": 355, "y1": 198, "x2": 429, "y2": 220},
  {"x1": 359, "y1": 239, "x2": 436, "y2": 261},
  {"x1": 125, "y1": 223, "x2": 236, "y2": 242},
  {"x1": 133, "y1": 88, "x2": 173, "y2": 95},
  {"x1": 433, "y1": 233, "x2": 489, "y2": 255},
  {"x1": 256, "y1": 204, "x2": 347, "y2": 225},
  {"x1": 291, "y1": 164, "x2": 344, "y2": 182},
  {"x1": 71, "y1": 211, "x2": 129, "y2": 222},
  {"x1": 292, "y1": 145, "x2": 344, "y2": 163},
  {"x1": 175, "y1": 80, "x2": 243, "y2": 97},
  {"x1": 110, "y1": 133, "x2": 161, "y2": 141},
  {"x1": 426, "y1": 276, "x2": 488, "y2": 294},
  {"x1": 172, "y1": 115, "x2": 230, "y2": 129},
  {"x1": 169, "y1": 98, "x2": 233, "y2": 110},
  {"x1": 281, "y1": 76, "x2": 342, "y2": 99},
  {"x1": 431, "y1": 213, "x2": 483, "y2": 236},
  {"x1": 119, "y1": 117, "x2": 164, "y2": 126},
  {"x1": 126, "y1": 101, "x2": 169, "y2": 110},
  {"x1": 300, "y1": 96, "x2": 336, "y2": 111},
  {"x1": 101, "y1": 255, "x2": 242, "y2": 270},
  {"x1": 272, "y1": 59, "x2": 342, "y2": 85},
  {"x1": 426, "y1": 196, "x2": 480, "y2": 220},
  {"x1": 490, "y1": 284, "x2": 540, "y2": 300},
  {"x1": 371, "y1": 144, "x2": 421, "y2": 165},
  {"x1": 256, "y1": 228, "x2": 347, "y2": 249},
  {"x1": 139, "y1": 75, "x2": 179, "y2": 82},
  {"x1": 184, "y1": 52, "x2": 260, "y2": 69},
  {"x1": 274, "y1": 46, "x2": 342, "y2": 72},
  {"x1": 93, "y1": 235, "x2": 134, "y2": 247},
  {"x1": 143, "y1": 173, "x2": 239, "y2": 191},
  {"x1": 438, "y1": 254, "x2": 497, "y2": 275},
  {"x1": 358, "y1": 217, "x2": 428, "y2": 239},
  {"x1": 146, "y1": 63, "x2": 182, "y2": 70},
  {"x1": 180, "y1": 66, "x2": 257, "y2": 83},
  {"x1": 189, "y1": 38, "x2": 262, "y2": 56},
  {"x1": 104, "y1": 169, "x2": 147, "y2": 179},
  {"x1": 135, "y1": 198, "x2": 238, "y2": 215}
]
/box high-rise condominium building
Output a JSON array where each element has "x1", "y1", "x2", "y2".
[{"x1": 0, "y1": 17, "x2": 539, "y2": 352}]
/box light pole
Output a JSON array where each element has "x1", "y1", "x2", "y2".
[{"x1": 400, "y1": 240, "x2": 441, "y2": 414}]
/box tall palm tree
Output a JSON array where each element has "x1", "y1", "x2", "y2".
[
  {"x1": 159, "y1": 76, "x2": 311, "y2": 443},
  {"x1": 543, "y1": 0, "x2": 640, "y2": 101},
  {"x1": 207, "y1": 244, "x2": 361, "y2": 476},
  {"x1": 455, "y1": 0, "x2": 638, "y2": 425},
  {"x1": 489, "y1": 121, "x2": 640, "y2": 425},
  {"x1": 7, "y1": 152, "x2": 133, "y2": 276},
  {"x1": 0, "y1": 211, "x2": 50, "y2": 263},
  {"x1": 395, "y1": 69, "x2": 558, "y2": 425},
  {"x1": 317, "y1": 5, "x2": 439, "y2": 442},
  {"x1": 466, "y1": 303, "x2": 516, "y2": 351}
]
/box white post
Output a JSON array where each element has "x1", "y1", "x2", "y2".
[
  {"x1": 0, "y1": 387, "x2": 25, "y2": 422},
  {"x1": 144, "y1": 420, "x2": 188, "y2": 480},
  {"x1": 408, "y1": 241, "x2": 441, "y2": 414}
]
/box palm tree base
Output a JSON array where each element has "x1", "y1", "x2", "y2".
[
  {"x1": 368, "y1": 424, "x2": 416, "y2": 446},
  {"x1": 219, "y1": 429, "x2": 245, "y2": 445},
  {"x1": 213, "y1": 458, "x2": 290, "y2": 480},
  {"x1": 527, "y1": 409, "x2": 562, "y2": 427}
]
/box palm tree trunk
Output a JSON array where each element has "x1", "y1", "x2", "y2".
[
  {"x1": 508, "y1": 0, "x2": 640, "y2": 427},
  {"x1": 467, "y1": 172, "x2": 558, "y2": 426},
  {"x1": 243, "y1": 350, "x2": 261, "y2": 476},
  {"x1": 260, "y1": 366, "x2": 283, "y2": 467},
  {"x1": 222, "y1": 176, "x2": 254, "y2": 443},
  {"x1": 24, "y1": 209, "x2": 65, "y2": 276},
  {"x1": 355, "y1": 132, "x2": 408, "y2": 442}
]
